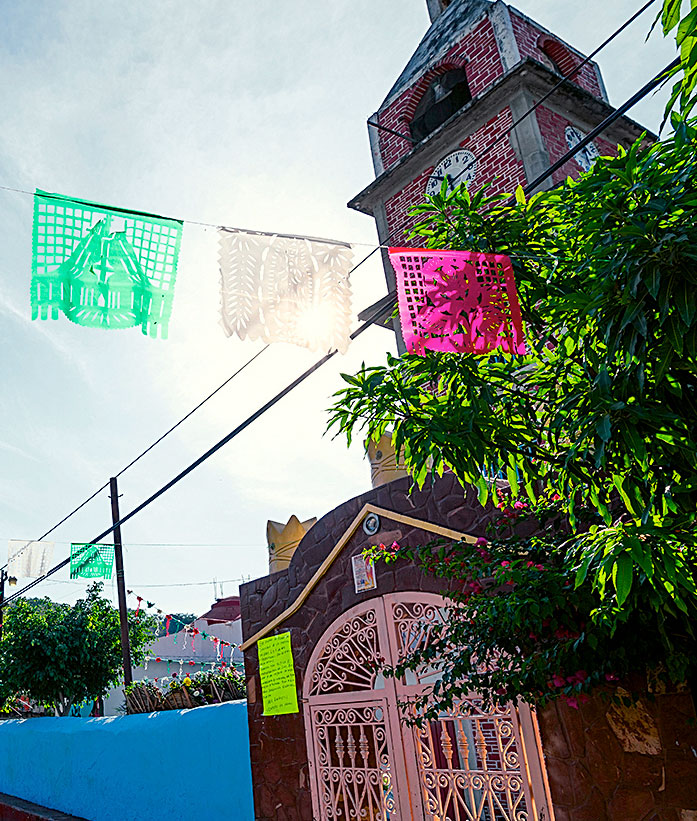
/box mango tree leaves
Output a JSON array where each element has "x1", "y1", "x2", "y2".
[
  {"x1": 328, "y1": 126, "x2": 697, "y2": 652},
  {"x1": 659, "y1": 0, "x2": 697, "y2": 122}
]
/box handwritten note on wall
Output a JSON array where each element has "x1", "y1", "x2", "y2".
[{"x1": 258, "y1": 632, "x2": 299, "y2": 716}]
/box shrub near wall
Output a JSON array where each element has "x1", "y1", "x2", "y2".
[{"x1": 0, "y1": 702, "x2": 253, "y2": 821}]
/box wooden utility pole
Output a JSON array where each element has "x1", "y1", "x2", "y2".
[
  {"x1": 110, "y1": 477, "x2": 132, "y2": 686},
  {"x1": 0, "y1": 569, "x2": 5, "y2": 641}
]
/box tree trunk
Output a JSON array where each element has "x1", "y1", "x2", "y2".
[{"x1": 54, "y1": 692, "x2": 73, "y2": 717}]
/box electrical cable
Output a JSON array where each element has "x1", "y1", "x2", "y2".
[
  {"x1": 519, "y1": 57, "x2": 679, "y2": 196},
  {"x1": 1, "y1": 243, "x2": 381, "y2": 576},
  {"x1": 359, "y1": 58, "x2": 679, "y2": 326},
  {"x1": 445, "y1": 0, "x2": 659, "y2": 189},
  {"x1": 0, "y1": 293, "x2": 392, "y2": 608},
  {"x1": 1, "y1": 344, "x2": 270, "y2": 573},
  {"x1": 1, "y1": 53, "x2": 678, "y2": 609},
  {"x1": 0, "y1": 0, "x2": 663, "y2": 257},
  {"x1": 1, "y1": 540, "x2": 265, "y2": 548},
  {"x1": 39, "y1": 576, "x2": 248, "y2": 588},
  {"x1": 0, "y1": 11, "x2": 679, "y2": 605}
]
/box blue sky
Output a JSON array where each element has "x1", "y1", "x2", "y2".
[{"x1": 0, "y1": 0, "x2": 676, "y2": 614}]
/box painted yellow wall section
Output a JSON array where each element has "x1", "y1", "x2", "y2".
[{"x1": 366, "y1": 434, "x2": 409, "y2": 488}]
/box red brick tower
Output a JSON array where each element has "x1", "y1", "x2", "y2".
[{"x1": 349, "y1": 0, "x2": 648, "y2": 340}]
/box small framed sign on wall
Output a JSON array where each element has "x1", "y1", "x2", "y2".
[{"x1": 352, "y1": 553, "x2": 377, "y2": 594}]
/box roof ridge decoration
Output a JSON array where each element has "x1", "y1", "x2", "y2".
[{"x1": 240, "y1": 502, "x2": 476, "y2": 651}]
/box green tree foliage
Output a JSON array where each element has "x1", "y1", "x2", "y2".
[
  {"x1": 329, "y1": 126, "x2": 697, "y2": 709},
  {"x1": 659, "y1": 0, "x2": 697, "y2": 121},
  {"x1": 371, "y1": 498, "x2": 694, "y2": 715},
  {"x1": 332, "y1": 128, "x2": 697, "y2": 529},
  {"x1": 0, "y1": 584, "x2": 155, "y2": 716}
]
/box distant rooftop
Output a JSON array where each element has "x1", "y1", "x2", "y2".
[{"x1": 200, "y1": 595, "x2": 241, "y2": 624}]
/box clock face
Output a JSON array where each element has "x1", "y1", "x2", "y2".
[
  {"x1": 425, "y1": 150, "x2": 477, "y2": 197},
  {"x1": 565, "y1": 126, "x2": 599, "y2": 173}
]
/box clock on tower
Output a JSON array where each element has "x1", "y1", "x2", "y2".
[
  {"x1": 349, "y1": 0, "x2": 650, "y2": 349},
  {"x1": 425, "y1": 149, "x2": 477, "y2": 196}
]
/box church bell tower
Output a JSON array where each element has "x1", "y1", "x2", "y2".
[
  {"x1": 426, "y1": 0, "x2": 456, "y2": 21},
  {"x1": 349, "y1": 0, "x2": 649, "y2": 340}
]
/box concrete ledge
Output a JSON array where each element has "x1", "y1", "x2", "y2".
[{"x1": 0, "y1": 793, "x2": 87, "y2": 821}]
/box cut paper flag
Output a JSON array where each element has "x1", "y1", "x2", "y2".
[
  {"x1": 257, "y1": 632, "x2": 299, "y2": 716},
  {"x1": 388, "y1": 248, "x2": 526, "y2": 355},
  {"x1": 70, "y1": 543, "x2": 115, "y2": 580},
  {"x1": 31, "y1": 190, "x2": 183, "y2": 338},
  {"x1": 7, "y1": 540, "x2": 54, "y2": 578},
  {"x1": 218, "y1": 229, "x2": 354, "y2": 354}
]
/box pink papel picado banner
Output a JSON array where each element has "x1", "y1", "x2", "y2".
[{"x1": 388, "y1": 248, "x2": 526, "y2": 355}]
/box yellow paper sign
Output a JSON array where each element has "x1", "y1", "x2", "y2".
[{"x1": 258, "y1": 632, "x2": 299, "y2": 716}]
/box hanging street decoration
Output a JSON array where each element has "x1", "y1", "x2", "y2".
[
  {"x1": 125, "y1": 589, "x2": 238, "y2": 662},
  {"x1": 7, "y1": 540, "x2": 54, "y2": 579},
  {"x1": 31, "y1": 190, "x2": 183, "y2": 338},
  {"x1": 218, "y1": 228, "x2": 354, "y2": 354},
  {"x1": 70, "y1": 543, "x2": 115, "y2": 580},
  {"x1": 388, "y1": 248, "x2": 526, "y2": 356}
]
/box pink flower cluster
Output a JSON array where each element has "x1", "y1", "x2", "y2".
[
  {"x1": 563, "y1": 693, "x2": 590, "y2": 709},
  {"x1": 377, "y1": 541, "x2": 401, "y2": 556},
  {"x1": 497, "y1": 500, "x2": 529, "y2": 520},
  {"x1": 553, "y1": 625, "x2": 580, "y2": 641},
  {"x1": 548, "y1": 669, "x2": 593, "y2": 708},
  {"x1": 462, "y1": 579, "x2": 484, "y2": 601},
  {"x1": 474, "y1": 537, "x2": 492, "y2": 563}
]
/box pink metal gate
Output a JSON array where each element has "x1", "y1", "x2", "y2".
[{"x1": 303, "y1": 593, "x2": 553, "y2": 821}]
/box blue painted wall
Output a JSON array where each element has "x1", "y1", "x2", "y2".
[{"x1": 0, "y1": 701, "x2": 254, "y2": 821}]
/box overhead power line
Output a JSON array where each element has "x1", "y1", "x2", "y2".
[
  {"x1": 2, "y1": 244, "x2": 382, "y2": 577},
  {"x1": 520, "y1": 57, "x2": 680, "y2": 196},
  {"x1": 446, "y1": 0, "x2": 659, "y2": 189},
  {"x1": 1, "y1": 5, "x2": 676, "y2": 606},
  {"x1": 1, "y1": 344, "x2": 270, "y2": 573},
  {"x1": 0, "y1": 1, "x2": 662, "y2": 255},
  {"x1": 1, "y1": 293, "x2": 393, "y2": 608},
  {"x1": 3, "y1": 540, "x2": 266, "y2": 548},
  {"x1": 39, "y1": 576, "x2": 248, "y2": 589}
]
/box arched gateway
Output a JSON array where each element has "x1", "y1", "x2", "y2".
[{"x1": 303, "y1": 592, "x2": 552, "y2": 821}]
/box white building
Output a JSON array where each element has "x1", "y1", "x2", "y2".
[{"x1": 103, "y1": 596, "x2": 244, "y2": 716}]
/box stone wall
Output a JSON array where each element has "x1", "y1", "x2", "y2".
[
  {"x1": 240, "y1": 473, "x2": 494, "y2": 821},
  {"x1": 241, "y1": 474, "x2": 697, "y2": 820},
  {"x1": 538, "y1": 678, "x2": 697, "y2": 820}
]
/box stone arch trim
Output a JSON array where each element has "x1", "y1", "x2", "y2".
[
  {"x1": 537, "y1": 34, "x2": 579, "y2": 77},
  {"x1": 239, "y1": 503, "x2": 474, "y2": 651},
  {"x1": 398, "y1": 57, "x2": 470, "y2": 125}
]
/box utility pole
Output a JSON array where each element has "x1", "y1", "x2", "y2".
[
  {"x1": 0, "y1": 569, "x2": 17, "y2": 640},
  {"x1": 0, "y1": 570, "x2": 5, "y2": 641},
  {"x1": 110, "y1": 477, "x2": 132, "y2": 686}
]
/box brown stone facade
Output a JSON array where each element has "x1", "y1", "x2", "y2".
[
  {"x1": 538, "y1": 681, "x2": 697, "y2": 821},
  {"x1": 240, "y1": 474, "x2": 697, "y2": 820}
]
